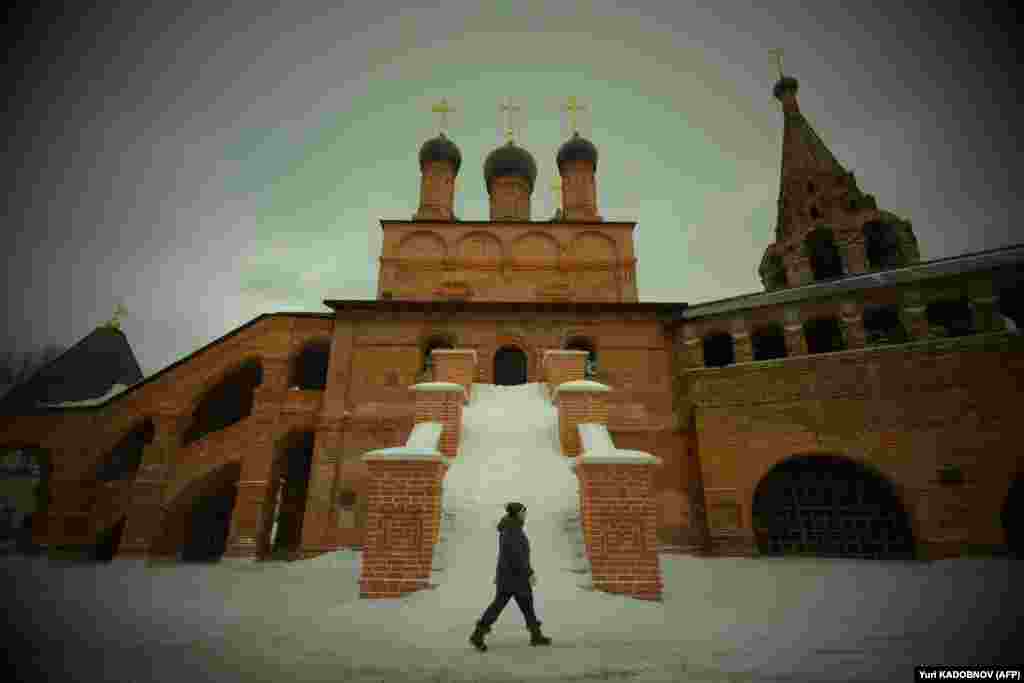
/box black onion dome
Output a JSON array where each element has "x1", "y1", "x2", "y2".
[
  {"x1": 773, "y1": 76, "x2": 799, "y2": 100},
  {"x1": 556, "y1": 132, "x2": 598, "y2": 173},
  {"x1": 419, "y1": 133, "x2": 462, "y2": 174},
  {"x1": 484, "y1": 141, "x2": 538, "y2": 194}
]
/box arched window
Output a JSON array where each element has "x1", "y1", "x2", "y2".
[
  {"x1": 183, "y1": 359, "x2": 263, "y2": 446},
  {"x1": 702, "y1": 331, "x2": 735, "y2": 368},
  {"x1": 804, "y1": 228, "x2": 844, "y2": 281},
  {"x1": 96, "y1": 419, "x2": 155, "y2": 482},
  {"x1": 863, "y1": 221, "x2": 906, "y2": 269},
  {"x1": 803, "y1": 317, "x2": 845, "y2": 354},
  {"x1": 291, "y1": 340, "x2": 330, "y2": 390},
  {"x1": 863, "y1": 305, "x2": 908, "y2": 345},
  {"x1": 925, "y1": 299, "x2": 974, "y2": 337},
  {"x1": 751, "y1": 324, "x2": 788, "y2": 361}
]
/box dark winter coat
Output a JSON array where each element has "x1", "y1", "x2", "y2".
[{"x1": 493, "y1": 514, "x2": 534, "y2": 593}]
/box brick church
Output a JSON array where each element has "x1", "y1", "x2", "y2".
[{"x1": 1, "y1": 73, "x2": 1022, "y2": 590}]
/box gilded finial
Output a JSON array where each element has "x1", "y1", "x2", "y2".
[
  {"x1": 431, "y1": 98, "x2": 455, "y2": 135},
  {"x1": 499, "y1": 97, "x2": 522, "y2": 143},
  {"x1": 769, "y1": 48, "x2": 785, "y2": 79},
  {"x1": 563, "y1": 96, "x2": 587, "y2": 134},
  {"x1": 104, "y1": 303, "x2": 128, "y2": 330}
]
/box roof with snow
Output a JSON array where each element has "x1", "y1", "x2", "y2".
[{"x1": 0, "y1": 326, "x2": 143, "y2": 415}]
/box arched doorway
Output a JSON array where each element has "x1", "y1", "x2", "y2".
[
  {"x1": 493, "y1": 346, "x2": 528, "y2": 385},
  {"x1": 149, "y1": 462, "x2": 243, "y2": 562},
  {"x1": 752, "y1": 454, "x2": 914, "y2": 559},
  {"x1": 265, "y1": 432, "x2": 315, "y2": 560},
  {"x1": 1003, "y1": 476, "x2": 1023, "y2": 559},
  {"x1": 94, "y1": 517, "x2": 126, "y2": 562},
  {"x1": 0, "y1": 445, "x2": 50, "y2": 553}
]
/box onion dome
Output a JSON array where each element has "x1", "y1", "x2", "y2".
[
  {"x1": 419, "y1": 133, "x2": 462, "y2": 175},
  {"x1": 484, "y1": 141, "x2": 538, "y2": 194},
  {"x1": 773, "y1": 75, "x2": 799, "y2": 100},
  {"x1": 556, "y1": 132, "x2": 598, "y2": 173}
]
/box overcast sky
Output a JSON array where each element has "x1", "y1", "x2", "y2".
[{"x1": 3, "y1": 1, "x2": 1020, "y2": 376}]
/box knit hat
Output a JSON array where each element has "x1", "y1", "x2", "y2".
[{"x1": 505, "y1": 502, "x2": 527, "y2": 517}]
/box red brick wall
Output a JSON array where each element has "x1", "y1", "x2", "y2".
[
  {"x1": 359, "y1": 459, "x2": 446, "y2": 598},
  {"x1": 557, "y1": 388, "x2": 610, "y2": 457},
  {"x1": 687, "y1": 331, "x2": 1024, "y2": 559},
  {"x1": 577, "y1": 462, "x2": 663, "y2": 601},
  {"x1": 413, "y1": 387, "x2": 463, "y2": 458},
  {"x1": 431, "y1": 350, "x2": 476, "y2": 401}
]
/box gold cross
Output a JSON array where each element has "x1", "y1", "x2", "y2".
[
  {"x1": 769, "y1": 48, "x2": 784, "y2": 79},
  {"x1": 500, "y1": 97, "x2": 521, "y2": 142},
  {"x1": 563, "y1": 96, "x2": 587, "y2": 133},
  {"x1": 431, "y1": 98, "x2": 455, "y2": 135},
  {"x1": 106, "y1": 303, "x2": 128, "y2": 329}
]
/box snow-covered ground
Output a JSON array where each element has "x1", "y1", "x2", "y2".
[{"x1": 3, "y1": 383, "x2": 1021, "y2": 682}]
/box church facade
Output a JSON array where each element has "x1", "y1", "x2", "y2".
[{"x1": 1, "y1": 76, "x2": 1022, "y2": 585}]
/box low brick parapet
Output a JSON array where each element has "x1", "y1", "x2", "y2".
[
  {"x1": 554, "y1": 380, "x2": 611, "y2": 457},
  {"x1": 570, "y1": 427, "x2": 664, "y2": 602}
]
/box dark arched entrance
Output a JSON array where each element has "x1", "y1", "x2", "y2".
[
  {"x1": 753, "y1": 455, "x2": 914, "y2": 559},
  {"x1": 493, "y1": 346, "x2": 528, "y2": 385},
  {"x1": 94, "y1": 517, "x2": 126, "y2": 561},
  {"x1": 265, "y1": 432, "x2": 314, "y2": 560},
  {"x1": 1002, "y1": 477, "x2": 1023, "y2": 559},
  {"x1": 180, "y1": 463, "x2": 241, "y2": 562}
]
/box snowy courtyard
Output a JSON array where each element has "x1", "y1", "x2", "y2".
[{"x1": 4, "y1": 383, "x2": 1021, "y2": 681}]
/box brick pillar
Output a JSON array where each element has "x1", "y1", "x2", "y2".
[
  {"x1": 118, "y1": 414, "x2": 186, "y2": 559},
  {"x1": 359, "y1": 455, "x2": 447, "y2": 598},
  {"x1": 555, "y1": 380, "x2": 611, "y2": 457},
  {"x1": 840, "y1": 301, "x2": 866, "y2": 349},
  {"x1": 431, "y1": 349, "x2": 477, "y2": 403},
  {"x1": 576, "y1": 454, "x2": 664, "y2": 601},
  {"x1": 901, "y1": 290, "x2": 930, "y2": 340},
  {"x1": 411, "y1": 382, "x2": 464, "y2": 459},
  {"x1": 223, "y1": 432, "x2": 275, "y2": 560},
  {"x1": 967, "y1": 278, "x2": 1007, "y2": 334},
  {"x1": 299, "y1": 415, "x2": 349, "y2": 558},
  {"x1": 843, "y1": 237, "x2": 868, "y2": 275},
  {"x1": 543, "y1": 350, "x2": 587, "y2": 400},
  {"x1": 782, "y1": 306, "x2": 807, "y2": 356},
  {"x1": 731, "y1": 319, "x2": 752, "y2": 363}
]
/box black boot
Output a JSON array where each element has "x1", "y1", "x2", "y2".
[
  {"x1": 528, "y1": 621, "x2": 551, "y2": 646},
  {"x1": 469, "y1": 621, "x2": 490, "y2": 652}
]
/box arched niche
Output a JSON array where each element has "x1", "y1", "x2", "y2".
[
  {"x1": 398, "y1": 231, "x2": 447, "y2": 261},
  {"x1": 152, "y1": 461, "x2": 242, "y2": 562},
  {"x1": 803, "y1": 316, "x2": 845, "y2": 354},
  {"x1": 863, "y1": 220, "x2": 907, "y2": 269},
  {"x1": 752, "y1": 454, "x2": 915, "y2": 559},
  {"x1": 95, "y1": 418, "x2": 156, "y2": 482},
  {"x1": 183, "y1": 359, "x2": 263, "y2": 446},
  {"x1": 751, "y1": 324, "x2": 787, "y2": 361},
  {"x1": 493, "y1": 345, "x2": 529, "y2": 386},
  {"x1": 290, "y1": 339, "x2": 330, "y2": 391},
  {"x1": 804, "y1": 227, "x2": 844, "y2": 281},
  {"x1": 702, "y1": 331, "x2": 735, "y2": 368}
]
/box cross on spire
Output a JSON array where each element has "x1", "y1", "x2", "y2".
[
  {"x1": 500, "y1": 97, "x2": 522, "y2": 143},
  {"x1": 431, "y1": 98, "x2": 455, "y2": 135},
  {"x1": 563, "y1": 96, "x2": 587, "y2": 134},
  {"x1": 769, "y1": 48, "x2": 785, "y2": 79}
]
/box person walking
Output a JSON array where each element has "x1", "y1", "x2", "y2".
[{"x1": 469, "y1": 502, "x2": 552, "y2": 651}]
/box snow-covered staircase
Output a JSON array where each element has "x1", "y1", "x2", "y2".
[{"x1": 431, "y1": 382, "x2": 591, "y2": 594}]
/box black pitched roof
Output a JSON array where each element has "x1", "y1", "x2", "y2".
[{"x1": 0, "y1": 326, "x2": 144, "y2": 414}]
